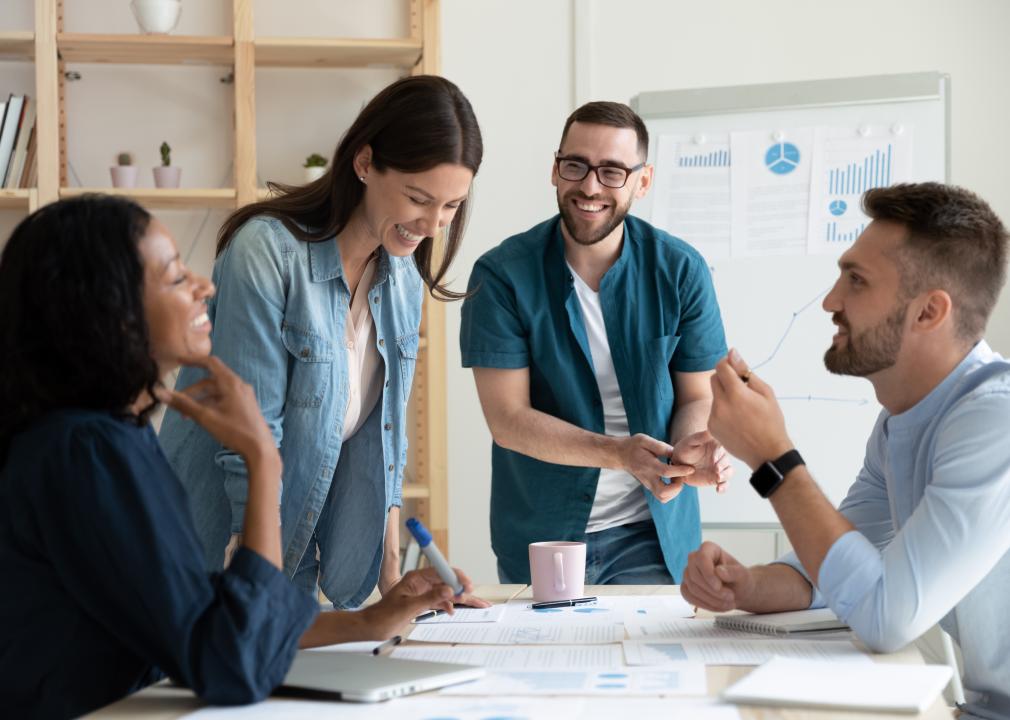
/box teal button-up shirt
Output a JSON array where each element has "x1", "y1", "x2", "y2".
[{"x1": 460, "y1": 214, "x2": 727, "y2": 582}]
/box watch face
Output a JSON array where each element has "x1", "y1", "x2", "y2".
[{"x1": 750, "y1": 450, "x2": 804, "y2": 498}]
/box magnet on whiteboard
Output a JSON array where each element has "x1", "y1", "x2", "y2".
[
  {"x1": 693, "y1": 134, "x2": 707, "y2": 145},
  {"x1": 858, "y1": 124, "x2": 872, "y2": 137},
  {"x1": 891, "y1": 123, "x2": 905, "y2": 135},
  {"x1": 772, "y1": 130, "x2": 785, "y2": 142}
]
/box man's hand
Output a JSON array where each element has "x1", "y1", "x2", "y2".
[
  {"x1": 617, "y1": 434, "x2": 695, "y2": 503},
  {"x1": 708, "y1": 349, "x2": 794, "y2": 470},
  {"x1": 670, "y1": 430, "x2": 733, "y2": 494},
  {"x1": 681, "y1": 541, "x2": 756, "y2": 612}
]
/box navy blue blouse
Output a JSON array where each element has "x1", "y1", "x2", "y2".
[{"x1": 0, "y1": 410, "x2": 318, "y2": 719}]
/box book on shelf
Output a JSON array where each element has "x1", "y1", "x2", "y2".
[
  {"x1": 0, "y1": 94, "x2": 26, "y2": 187},
  {"x1": 6, "y1": 96, "x2": 35, "y2": 189}
]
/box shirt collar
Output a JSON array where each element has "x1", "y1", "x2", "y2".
[
  {"x1": 887, "y1": 340, "x2": 995, "y2": 431},
  {"x1": 307, "y1": 236, "x2": 391, "y2": 287},
  {"x1": 549, "y1": 214, "x2": 632, "y2": 291}
]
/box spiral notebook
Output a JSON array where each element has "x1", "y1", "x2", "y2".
[{"x1": 714, "y1": 608, "x2": 848, "y2": 636}]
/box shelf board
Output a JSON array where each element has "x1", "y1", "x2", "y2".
[
  {"x1": 0, "y1": 31, "x2": 34, "y2": 61},
  {"x1": 255, "y1": 37, "x2": 422, "y2": 69},
  {"x1": 57, "y1": 33, "x2": 234, "y2": 66},
  {"x1": 60, "y1": 187, "x2": 236, "y2": 209},
  {"x1": 0, "y1": 189, "x2": 32, "y2": 209},
  {"x1": 401, "y1": 485, "x2": 430, "y2": 500}
]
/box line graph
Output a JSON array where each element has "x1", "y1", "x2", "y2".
[
  {"x1": 745, "y1": 285, "x2": 871, "y2": 407},
  {"x1": 751, "y1": 287, "x2": 828, "y2": 370}
]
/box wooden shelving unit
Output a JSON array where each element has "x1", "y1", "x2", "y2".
[
  {"x1": 20, "y1": 0, "x2": 450, "y2": 556},
  {"x1": 60, "y1": 187, "x2": 237, "y2": 209},
  {"x1": 0, "y1": 31, "x2": 35, "y2": 60},
  {"x1": 57, "y1": 33, "x2": 234, "y2": 65}
]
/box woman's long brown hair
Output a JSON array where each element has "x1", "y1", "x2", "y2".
[{"x1": 217, "y1": 75, "x2": 483, "y2": 301}]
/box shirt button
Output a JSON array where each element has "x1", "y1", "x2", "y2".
[
  {"x1": 385, "y1": 380, "x2": 390, "y2": 388},
  {"x1": 378, "y1": 338, "x2": 385, "y2": 347},
  {"x1": 384, "y1": 423, "x2": 392, "y2": 430},
  {"x1": 299, "y1": 347, "x2": 310, "y2": 358},
  {"x1": 373, "y1": 296, "x2": 380, "y2": 304},
  {"x1": 388, "y1": 464, "x2": 394, "y2": 472},
  {"x1": 583, "y1": 493, "x2": 593, "y2": 501}
]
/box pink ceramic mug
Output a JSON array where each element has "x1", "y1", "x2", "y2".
[{"x1": 529, "y1": 541, "x2": 586, "y2": 602}]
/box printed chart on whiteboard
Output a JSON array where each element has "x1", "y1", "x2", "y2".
[{"x1": 650, "y1": 124, "x2": 914, "y2": 263}]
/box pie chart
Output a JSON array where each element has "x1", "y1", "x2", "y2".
[
  {"x1": 765, "y1": 142, "x2": 801, "y2": 175},
  {"x1": 829, "y1": 199, "x2": 847, "y2": 216}
]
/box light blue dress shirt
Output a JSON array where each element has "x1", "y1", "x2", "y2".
[{"x1": 779, "y1": 341, "x2": 1010, "y2": 719}]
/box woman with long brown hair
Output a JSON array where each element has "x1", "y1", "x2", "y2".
[{"x1": 159, "y1": 75, "x2": 486, "y2": 608}]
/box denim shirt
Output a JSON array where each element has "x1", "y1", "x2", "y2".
[
  {"x1": 460, "y1": 215, "x2": 727, "y2": 583},
  {"x1": 159, "y1": 216, "x2": 423, "y2": 608}
]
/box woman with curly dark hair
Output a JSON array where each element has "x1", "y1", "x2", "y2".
[{"x1": 0, "y1": 196, "x2": 473, "y2": 719}]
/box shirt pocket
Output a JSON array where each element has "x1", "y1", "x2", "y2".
[
  {"x1": 281, "y1": 322, "x2": 333, "y2": 409},
  {"x1": 396, "y1": 331, "x2": 420, "y2": 404},
  {"x1": 647, "y1": 333, "x2": 681, "y2": 400}
]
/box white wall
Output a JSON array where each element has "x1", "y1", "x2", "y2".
[{"x1": 441, "y1": 0, "x2": 1010, "y2": 582}]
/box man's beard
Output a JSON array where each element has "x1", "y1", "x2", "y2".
[
  {"x1": 557, "y1": 190, "x2": 632, "y2": 246},
  {"x1": 824, "y1": 302, "x2": 908, "y2": 377}
]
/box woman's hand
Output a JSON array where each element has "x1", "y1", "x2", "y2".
[
  {"x1": 361, "y1": 567, "x2": 478, "y2": 640},
  {"x1": 157, "y1": 355, "x2": 277, "y2": 467}
]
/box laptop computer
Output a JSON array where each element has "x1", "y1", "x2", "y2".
[{"x1": 277, "y1": 650, "x2": 485, "y2": 702}]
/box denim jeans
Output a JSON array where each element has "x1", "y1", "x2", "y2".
[{"x1": 497, "y1": 520, "x2": 675, "y2": 585}]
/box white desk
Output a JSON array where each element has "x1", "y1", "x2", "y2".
[{"x1": 90, "y1": 585, "x2": 954, "y2": 720}]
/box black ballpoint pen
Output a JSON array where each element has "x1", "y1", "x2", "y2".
[
  {"x1": 372, "y1": 635, "x2": 402, "y2": 655},
  {"x1": 530, "y1": 596, "x2": 598, "y2": 609}
]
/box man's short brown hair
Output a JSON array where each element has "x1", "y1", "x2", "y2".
[
  {"x1": 558, "y1": 101, "x2": 649, "y2": 160},
  {"x1": 863, "y1": 182, "x2": 1008, "y2": 341}
]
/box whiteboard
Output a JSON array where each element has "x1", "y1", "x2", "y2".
[{"x1": 631, "y1": 73, "x2": 949, "y2": 524}]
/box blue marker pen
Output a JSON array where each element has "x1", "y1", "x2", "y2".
[{"x1": 405, "y1": 517, "x2": 464, "y2": 596}]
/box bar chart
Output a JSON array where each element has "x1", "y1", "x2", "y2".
[
  {"x1": 827, "y1": 144, "x2": 893, "y2": 195},
  {"x1": 825, "y1": 221, "x2": 866, "y2": 244},
  {"x1": 678, "y1": 148, "x2": 730, "y2": 168}
]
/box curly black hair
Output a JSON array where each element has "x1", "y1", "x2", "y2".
[{"x1": 0, "y1": 195, "x2": 160, "y2": 460}]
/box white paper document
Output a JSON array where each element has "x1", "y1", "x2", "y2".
[
  {"x1": 182, "y1": 696, "x2": 586, "y2": 720},
  {"x1": 408, "y1": 622, "x2": 624, "y2": 645},
  {"x1": 806, "y1": 126, "x2": 913, "y2": 254},
  {"x1": 412, "y1": 604, "x2": 506, "y2": 624},
  {"x1": 623, "y1": 638, "x2": 870, "y2": 666},
  {"x1": 723, "y1": 657, "x2": 952, "y2": 713},
  {"x1": 730, "y1": 127, "x2": 813, "y2": 257},
  {"x1": 184, "y1": 697, "x2": 740, "y2": 720},
  {"x1": 650, "y1": 133, "x2": 732, "y2": 262},
  {"x1": 392, "y1": 644, "x2": 624, "y2": 669},
  {"x1": 506, "y1": 595, "x2": 693, "y2": 625},
  {"x1": 440, "y1": 665, "x2": 707, "y2": 697}
]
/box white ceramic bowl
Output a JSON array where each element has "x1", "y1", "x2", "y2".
[{"x1": 130, "y1": 0, "x2": 182, "y2": 35}]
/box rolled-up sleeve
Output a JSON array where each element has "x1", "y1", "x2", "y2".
[
  {"x1": 460, "y1": 258, "x2": 529, "y2": 369},
  {"x1": 46, "y1": 423, "x2": 318, "y2": 705},
  {"x1": 813, "y1": 391, "x2": 1010, "y2": 653}
]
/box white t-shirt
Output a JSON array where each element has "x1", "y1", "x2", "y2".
[
  {"x1": 567, "y1": 264, "x2": 652, "y2": 533},
  {"x1": 342, "y1": 257, "x2": 384, "y2": 440}
]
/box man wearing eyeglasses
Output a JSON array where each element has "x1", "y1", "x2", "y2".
[{"x1": 460, "y1": 102, "x2": 731, "y2": 585}]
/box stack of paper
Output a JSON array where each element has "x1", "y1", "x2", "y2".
[{"x1": 722, "y1": 657, "x2": 952, "y2": 713}]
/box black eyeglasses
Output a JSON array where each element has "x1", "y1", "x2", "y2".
[{"x1": 555, "y1": 153, "x2": 645, "y2": 189}]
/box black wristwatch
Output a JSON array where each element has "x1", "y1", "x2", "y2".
[{"x1": 749, "y1": 449, "x2": 805, "y2": 498}]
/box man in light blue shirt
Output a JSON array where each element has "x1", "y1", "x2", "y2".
[{"x1": 682, "y1": 183, "x2": 1010, "y2": 720}]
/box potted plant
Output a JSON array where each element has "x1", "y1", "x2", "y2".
[
  {"x1": 109, "y1": 152, "x2": 138, "y2": 188},
  {"x1": 304, "y1": 153, "x2": 327, "y2": 183},
  {"x1": 130, "y1": 0, "x2": 182, "y2": 34},
  {"x1": 153, "y1": 141, "x2": 181, "y2": 188}
]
